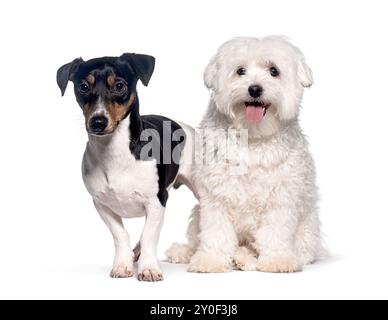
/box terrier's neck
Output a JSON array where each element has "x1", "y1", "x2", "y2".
[
  {"x1": 87, "y1": 116, "x2": 131, "y2": 157},
  {"x1": 86, "y1": 95, "x2": 143, "y2": 155}
]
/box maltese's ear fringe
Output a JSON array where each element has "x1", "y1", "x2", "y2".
[
  {"x1": 204, "y1": 55, "x2": 218, "y2": 89},
  {"x1": 294, "y1": 42, "x2": 314, "y2": 88},
  {"x1": 298, "y1": 53, "x2": 313, "y2": 88},
  {"x1": 275, "y1": 36, "x2": 313, "y2": 88}
]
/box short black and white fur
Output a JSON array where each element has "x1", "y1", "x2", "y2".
[{"x1": 57, "y1": 54, "x2": 195, "y2": 281}]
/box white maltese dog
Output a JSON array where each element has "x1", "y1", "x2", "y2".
[{"x1": 166, "y1": 36, "x2": 324, "y2": 273}]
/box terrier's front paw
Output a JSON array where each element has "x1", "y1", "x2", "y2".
[
  {"x1": 188, "y1": 251, "x2": 231, "y2": 273},
  {"x1": 137, "y1": 268, "x2": 164, "y2": 282},
  {"x1": 165, "y1": 243, "x2": 194, "y2": 264},
  {"x1": 110, "y1": 265, "x2": 134, "y2": 278},
  {"x1": 257, "y1": 254, "x2": 302, "y2": 273}
]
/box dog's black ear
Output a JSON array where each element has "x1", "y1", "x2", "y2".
[
  {"x1": 119, "y1": 53, "x2": 155, "y2": 86},
  {"x1": 56, "y1": 58, "x2": 84, "y2": 96}
]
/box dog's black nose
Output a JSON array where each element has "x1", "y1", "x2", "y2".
[
  {"x1": 90, "y1": 116, "x2": 108, "y2": 133},
  {"x1": 248, "y1": 85, "x2": 263, "y2": 98}
]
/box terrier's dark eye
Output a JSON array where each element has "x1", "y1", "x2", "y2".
[
  {"x1": 79, "y1": 81, "x2": 89, "y2": 93},
  {"x1": 114, "y1": 81, "x2": 127, "y2": 94},
  {"x1": 270, "y1": 66, "x2": 280, "y2": 77},
  {"x1": 236, "y1": 67, "x2": 246, "y2": 76}
]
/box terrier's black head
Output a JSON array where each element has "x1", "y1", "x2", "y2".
[{"x1": 57, "y1": 53, "x2": 155, "y2": 136}]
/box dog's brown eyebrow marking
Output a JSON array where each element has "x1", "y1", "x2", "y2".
[
  {"x1": 86, "y1": 74, "x2": 95, "y2": 85},
  {"x1": 107, "y1": 75, "x2": 116, "y2": 87}
]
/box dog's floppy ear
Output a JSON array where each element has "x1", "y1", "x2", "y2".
[
  {"x1": 119, "y1": 53, "x2": 155, "y2": 86},
  {"x1": 56, "y1": 58, "x2": 83, "y2": 96},
  {"x1": 204, "y1": 55, "x2": 218, "y2": 90},
  {"x1": 297, "y1": 55, "x2": 313, "y2": 88}
]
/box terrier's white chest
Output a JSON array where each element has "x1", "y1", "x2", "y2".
[{"x1": 81, "y1": 121, "x2": 159, "y2": 218}]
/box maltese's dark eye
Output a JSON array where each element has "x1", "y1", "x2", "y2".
[
  {"x1": 114, "y1": 81, "x2": 127, "y2": 94},
  {"x1": 270, "y1": 66, "x2": 280, "y2": 77},
  {"x1": 236, "y1": 67, "x2": 246, "y2": 76},
  {"x1": 79, "y1": 81, "x2": 89, "y2": 93}
]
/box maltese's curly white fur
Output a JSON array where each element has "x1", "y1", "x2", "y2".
[{"x1": 167, "y1": 36, "x2": 324, "y2": 273}]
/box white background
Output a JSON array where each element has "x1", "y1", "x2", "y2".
[{"x1": 0, "y1": 0, "x2": 387, "y2": 300}]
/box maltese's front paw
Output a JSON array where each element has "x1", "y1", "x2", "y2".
[
  {"x1": 257, "y1": 254, "x2": 301, "y2": 273},
  {"x1": 233, "y1": 247, "x2": 258, "y2": 271}
]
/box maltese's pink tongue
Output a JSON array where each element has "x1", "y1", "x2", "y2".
[{"x1": 246, "y1": 106, "x2": 265, "y2": 123}]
